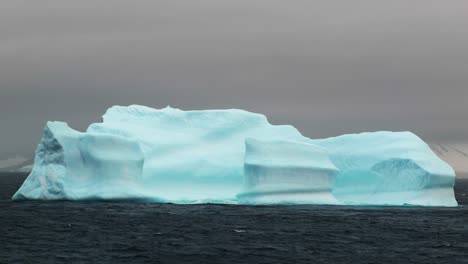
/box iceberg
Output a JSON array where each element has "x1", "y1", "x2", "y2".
[
  {"x1": 13, "y1": 105, "x2": 458, "y2": 206},
  {"x1": 238, "y1": 138, "x2": 339, "y2": 205},
  {"x1": 310, "y1": 132, "x2": 457, "y2": 206},
  {"x1": 13, "y1": 105, "x2": 308, "y2": 202}
]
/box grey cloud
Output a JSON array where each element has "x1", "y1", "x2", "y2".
[{"x1": 1, "y1": 0, "x2": 468, "y2": 157}]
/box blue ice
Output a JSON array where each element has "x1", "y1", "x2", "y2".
[{"x1": 13, "y1": 105, "x2": 457, "y2": 206}]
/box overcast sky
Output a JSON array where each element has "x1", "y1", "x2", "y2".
[{"x1": 1, "y1": 1, "x2": 468, "y2": 158}]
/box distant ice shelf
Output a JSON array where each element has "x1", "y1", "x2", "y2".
[{"x1": 13, "y1": 105, "x2": 458, "y2": 206}]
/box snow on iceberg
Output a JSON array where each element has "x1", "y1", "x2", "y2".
[{"x1": 13, "y1": 105, "x2": 458, "y2": 206}]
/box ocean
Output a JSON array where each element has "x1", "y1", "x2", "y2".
[{"x1": 0, "y1": 172, "x2": 467, "y2": 263}]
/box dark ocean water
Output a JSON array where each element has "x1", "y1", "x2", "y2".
[{"x1": 0, "y1": 173, "x2": 467, "y2": 264}]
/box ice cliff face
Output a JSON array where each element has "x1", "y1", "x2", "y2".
[
  {"x1": 238, "y1": 138, "x2": 339, "y2": 205},
  {"x1": 13, "y1": 122, "x2": 147, "y2": 200},
  {"x1": 310, "y1": 132, "x2": 457, "y2": 206},
  {"x1": 13, "y1": 105, "x2": 458, "y2": 206},
  {"x1": 14, "y1": 105, "x2": 308, "y2": 202}
]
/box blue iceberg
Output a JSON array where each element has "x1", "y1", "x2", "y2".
[
  {"x1": 238, "y1": 138, "x2": 339, "y2": 205},
  {"x1": 312, "y1": 132, "x2": 457, "y2": 206},
  {"x1": 13, "y1": 105, "x2": 458, "y2": 206}
]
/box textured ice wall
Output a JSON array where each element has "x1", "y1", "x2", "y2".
[
  {"x1": 13, "y1": 105, "x2": 458, "y2": 206},
  {"x1": 13, "y1": 122, "x2": 148, "y2": 200},
  {"x1": 311, "y1": 132, "x2": 458, "y2": 206},
  {"x1": 238, "y1": 138, "x2": 339, "y2": 205},
  {"x1": 14, "y1": 105, "x2": 308, "y2": 202},
  {"x1": 237, "y1": 133, "x2": 457, "y2": 206}
]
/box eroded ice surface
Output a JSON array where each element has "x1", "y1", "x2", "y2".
[
  {"x1": 238, "y1": 138, "x2": 339, "y2": 205},
  {"x1": 310, "y1": 132, "x2": 458, "y2": 206},
  {"x1": 13, "y1": 105, "x2": 458, "y2": 206},
  {"x1": 13, "y1": 106, "x2": 308, "y2": 202}
]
